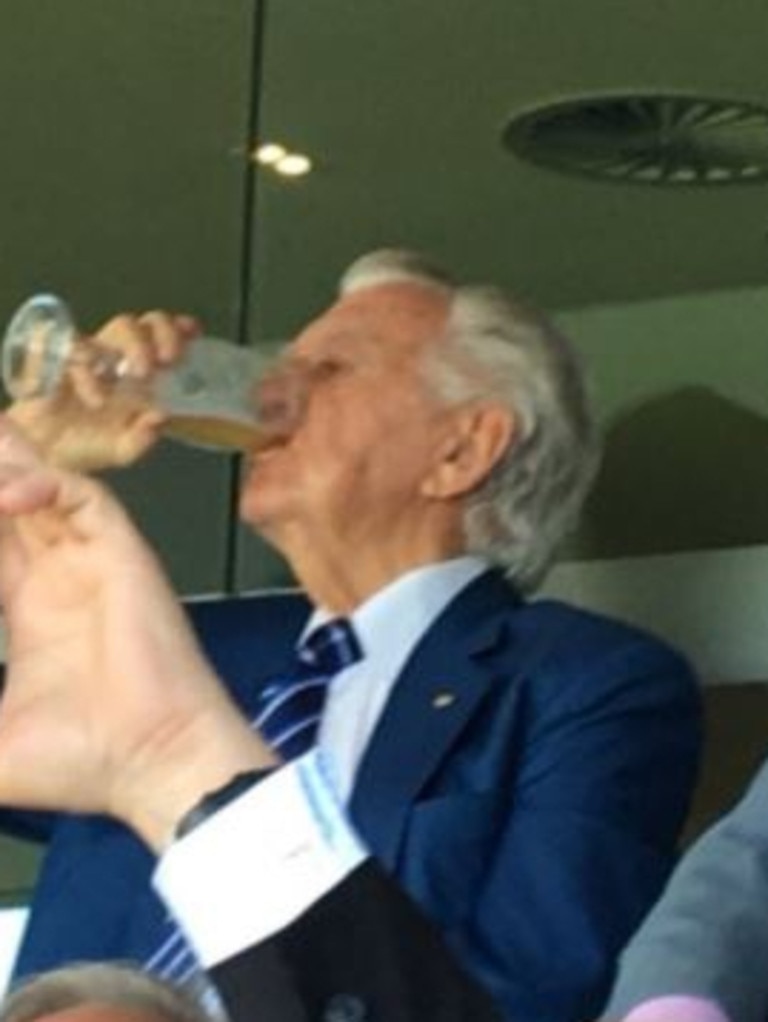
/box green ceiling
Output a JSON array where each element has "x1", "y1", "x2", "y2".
[{"x1": 252, "y1": 0, "x2": 768, "y2": 331}]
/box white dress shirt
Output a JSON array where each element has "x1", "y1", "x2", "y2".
[{"x1": 317, "y1": 555, "x2": 488, "y2": 802}]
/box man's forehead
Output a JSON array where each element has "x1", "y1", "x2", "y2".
[{"x1": 296, "y1": 281, "x2": 450, "y2": 349}]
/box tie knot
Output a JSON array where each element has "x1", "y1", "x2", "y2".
[{"x1": 298, "y1": 617, "x2": 362, "y2": 675}]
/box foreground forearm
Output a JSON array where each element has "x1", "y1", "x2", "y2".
[{"x1": 116, "y1": 706, "x2": 279, "y2": 851}]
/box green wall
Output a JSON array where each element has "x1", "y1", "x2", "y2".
[{"x1": 561, "y1": 284, "x2": 768, "y2": 558}]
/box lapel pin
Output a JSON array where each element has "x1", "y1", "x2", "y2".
[{"x1": 432, "y1": 690, "x2": 457, "y2": 709}]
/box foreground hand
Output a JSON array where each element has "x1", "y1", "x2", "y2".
[
  {"x1": 7, "y1": 311, "x2": 200, "y2": 472},
  {"x1": 0, "y1": 418, "x2": 273, "y2": 847}
]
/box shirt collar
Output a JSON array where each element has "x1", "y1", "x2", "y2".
[{"x1": 303, "y1": 556, "x2": 489, "y2": 662}]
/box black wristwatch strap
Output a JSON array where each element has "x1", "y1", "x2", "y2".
[{"x1": 175, "y1": 768, "x2": 276, "y2": 840}]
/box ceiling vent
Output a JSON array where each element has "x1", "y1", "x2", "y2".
[{"x1": 503, "y1": 94, "x2": 768, "y2": 185}]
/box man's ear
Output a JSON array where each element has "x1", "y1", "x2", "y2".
[{"x1": 421, "y1": 404, "x2": 516, "y2": 499}]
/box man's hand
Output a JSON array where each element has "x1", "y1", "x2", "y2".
[
  {"x1": 0, "y1": 417, "x2": 275, "y2": 849},
  {"x1": 6, "y1": 311, "x2": 200, "y2": 472}
]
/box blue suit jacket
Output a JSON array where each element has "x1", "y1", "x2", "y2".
[{"x1": 1, "y1": 570, "x2": 701, "y2": 1022}]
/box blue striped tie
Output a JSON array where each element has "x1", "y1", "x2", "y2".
[
  {"x1": 145, "y1": 619, "x2": 362, "y2": 1003},
  {"x1": 255, "y1": 618, "x2": 362, "y2": 759}
]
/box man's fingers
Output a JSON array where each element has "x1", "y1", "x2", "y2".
[
  {"x1": 67, "y1": 362, "x2": 113, "y2": 410},
  {"x1": 138, "y1": 310, "x2": 200, "y2": 365},
  {"x1": 92, "y1": 310, "x2": 199, "y2": 375},
  {"x1": 113, "y1": 408, "x2": 167, "y2": 466},
  {"x1": 91, "y1": 314, "x2": 155, "y2": 378}
]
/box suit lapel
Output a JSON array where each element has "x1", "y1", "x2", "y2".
[{"x1": 349, "y1": 570, "x2": 520, "y2": 869}]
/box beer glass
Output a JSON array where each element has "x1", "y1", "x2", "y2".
[{"x1": 1, "y1": 293, "x2": 302, "y2": 453}]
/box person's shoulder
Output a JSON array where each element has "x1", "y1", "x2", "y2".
[
  {"x1": 512, "y1": 595, "x2": 695, "y2": 681},
  {"x1": 498, "y1": 599, "x2": 701, "y2": 744},
  {"x1": 182, "y1": 589, "x2": 312, "y2": 681},
  {"x1": 519, "y1": 595, "x2": 652, "y2": 635},
  {"x1": 455, "y1": 569, "x2": 691, "y2": 673},
  {"x1": 183, "y1": 588, "x2": 311, "y2": 633}
]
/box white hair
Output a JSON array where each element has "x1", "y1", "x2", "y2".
[
  {"x1": 0, "y1": 963, "x2": 214, "y2": 1022},
  {"x1": 340, "y1": 249, "x2": 600, "y2": 591}
]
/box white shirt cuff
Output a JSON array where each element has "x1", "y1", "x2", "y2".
[{"x1": 152, "y1": 749, "x2": 369, "y2": 967}]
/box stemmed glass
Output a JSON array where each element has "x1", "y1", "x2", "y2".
[{"x1": 2, "y1": 293, "x2": 302, "y2": 452}]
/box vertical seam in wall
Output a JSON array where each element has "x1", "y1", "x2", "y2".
[{"x1": 222, "y1": 0, "x2": 268, "y2": 594}]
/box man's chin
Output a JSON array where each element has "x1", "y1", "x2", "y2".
[{"x1": 237, "y1": 489, "x2": 286, "y2": 538}]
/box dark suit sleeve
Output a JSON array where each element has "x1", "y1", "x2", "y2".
[
  {"x1": 606, "y1": 754, "x2": 768, "y2": 1022},
  {"x1": 210, "y1": 862, "x2": 503, "y2": 1022}
]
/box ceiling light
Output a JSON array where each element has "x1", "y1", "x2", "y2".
[
  {"x1": 254, "y1": 143, "x2": 288, "y2": 166},
  {"x1": 275, "y1": 153, "x2": 312, "y2": 177}
]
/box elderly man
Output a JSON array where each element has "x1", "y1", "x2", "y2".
[{"x1": 0, "y1": 251, "x2": 701, "y2": 1022}]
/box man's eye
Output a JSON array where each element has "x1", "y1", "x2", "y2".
[{"x1": 313, "y1": 359, "x2": 346, "y2": 380}]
